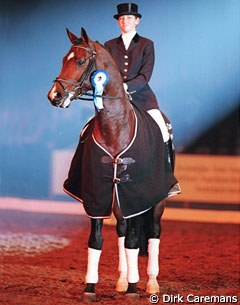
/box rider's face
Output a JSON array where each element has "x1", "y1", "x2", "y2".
[{"x1": 118, "y1": 15, "x2": 140, "y2": 34}]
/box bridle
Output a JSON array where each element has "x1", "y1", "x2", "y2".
[
  {"x1": 53, "y1": 44, "x2": 120, "y2": 103},
  {"x1": 54, "y1": 45, "x2": 97, "y2": 101}
]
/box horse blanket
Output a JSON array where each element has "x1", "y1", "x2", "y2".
[{"x1": 63, "y1": 105, "x2": 177, "y2": 218}]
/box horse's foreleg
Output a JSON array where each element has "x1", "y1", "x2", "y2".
[
  {"x1": 146, "y1": 201, "x2": 165, "y2": 294},
  {"x1": 114, "y1": 206, "x2": 141, "y2": 297},
  {"x1": 82, "y1": 218, "x2": 103, "y2": 302},
  {"x1": 115, "y1": 218, "x2": 128, "y2": 292}
]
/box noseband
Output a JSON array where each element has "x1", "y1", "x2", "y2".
[{"x1": 54, "y1": 45, "x2": 97, "y2": 101}]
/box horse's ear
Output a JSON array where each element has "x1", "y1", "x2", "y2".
[
  {"x1": 81, "y1": 27, "x2": 89, "y2": 44},
  {"x1": 66, "y1": 28, "x2": 79, "y2": 44}
]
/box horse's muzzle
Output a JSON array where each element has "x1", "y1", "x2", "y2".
[{"x1": 47, "y1": 87, "x2": 72, "y2": 108}]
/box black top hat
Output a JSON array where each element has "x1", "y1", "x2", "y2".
[{"x1": 114, "y1": 3, "x2": 142, "y2": 19}]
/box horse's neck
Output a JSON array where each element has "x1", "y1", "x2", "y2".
[
  {"x1": 91, "y1": 42, "x2": 135, "y2": 156},
  {"x1": 93, "y1": 87, "x2": 135, "y2": 156}
]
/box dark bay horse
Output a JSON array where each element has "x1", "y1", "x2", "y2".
[{"x1": 48, "y1": 28, "x2": 180, "y2": 301}]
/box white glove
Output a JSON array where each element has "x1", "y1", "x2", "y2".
[{"x1": 123, "y1": 83, "x2": 128, "y2": 93}]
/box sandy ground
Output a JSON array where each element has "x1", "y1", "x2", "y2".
[{"x1": 0, "y1": 203, "x2": 239, "y2": 305}]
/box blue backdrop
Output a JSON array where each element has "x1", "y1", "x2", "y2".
[{"x1": 1, "y1": 0, "x2": 239, "y2": 198}]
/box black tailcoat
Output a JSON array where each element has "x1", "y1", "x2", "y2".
[{"x1": 104, "y1": 34, "x2": 159, "y2": 111}]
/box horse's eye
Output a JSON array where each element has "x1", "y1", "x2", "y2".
[{"x1": 76, "y1": 58, "x2": 86, "y2": 67}]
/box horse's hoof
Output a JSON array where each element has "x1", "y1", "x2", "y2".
[
  {"x1": 126, "y1": 292, "x2": 140, "y2": 299},
  {"x1": 146, "y1": 276, "x2": 160, "y2": 294},
  {"x1": 115, "y1": 278, "x2": 128, "y2": 292},
  {"x1": 81, "y1": 292, "x2": 99, "y2": 303}
]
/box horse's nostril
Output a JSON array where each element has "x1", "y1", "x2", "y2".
[
  {"x1": 54, "y1": 92, "x2": 62, "y2": 101},
  {"x1": 48, "y1": 90, "x2": 61, "y2": 102}
]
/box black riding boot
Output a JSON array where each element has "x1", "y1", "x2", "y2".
[
  {"x1": 165, "y1": 139, "x2": 181, "y2": 197},
  {"x1": 165, "y1": 139, "x2": 175, "y2": 172}
]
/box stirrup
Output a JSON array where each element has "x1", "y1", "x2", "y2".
[{"x1": 168, "y1": 183, "x2": 181, "y2": 198}]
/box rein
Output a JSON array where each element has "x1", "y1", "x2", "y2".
[
  {"x1": 54, "y1": 45, "x2": 120, "y2": 102},
  {"x1": 76, "y1": 92, "x2": 121, "y2": 101}
]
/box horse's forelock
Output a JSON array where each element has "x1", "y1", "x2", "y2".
[{"x1": 74, "y1": 37, "x2": 84, "y2": 45}]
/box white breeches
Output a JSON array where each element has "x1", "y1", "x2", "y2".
[{"x1": 147, "y1": 109, "x2": 170, "y2": 142}]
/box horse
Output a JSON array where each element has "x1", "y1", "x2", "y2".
[{"x1": 48, "y1": 28, "x2": 180, "y2": 301}]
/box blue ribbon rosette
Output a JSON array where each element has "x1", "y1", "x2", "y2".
[{"x1": 90, "y1": 70, "x2": 109, "y2": 111}]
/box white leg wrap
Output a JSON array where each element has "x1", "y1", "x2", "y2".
[
  {"x1": 118, "y1": 237, "x2": 127, "y2": 277},
  {"x1": 116, "y1": 237, "x2": 128, "y2": 292},
  {"x1": 125, "y1": 248, "x2": 140, "y2": 283},
  {"x1": 85, "y1": 248, "x2": 102, "y2": 284},
  {"x1": 147, "y1": 109, "x2": 170, "y2": 142},
  {"x1": 147, "y1": 238, "x2": 160, "y2": 276}
]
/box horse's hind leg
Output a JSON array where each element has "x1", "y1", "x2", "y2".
[
  {"x1": 125, "y1": 216, "x2": 141, "y2": 298},
  {"x1": 82, "y1": 218, "x2": 103, "y2": 302},
  {"x1": 146, "y1": 201, "x2": 165, "y2": 294}
]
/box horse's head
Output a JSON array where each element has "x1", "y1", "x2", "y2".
[{"x1": 48, "y1": 28, "x2": 98, "y2": 108}]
